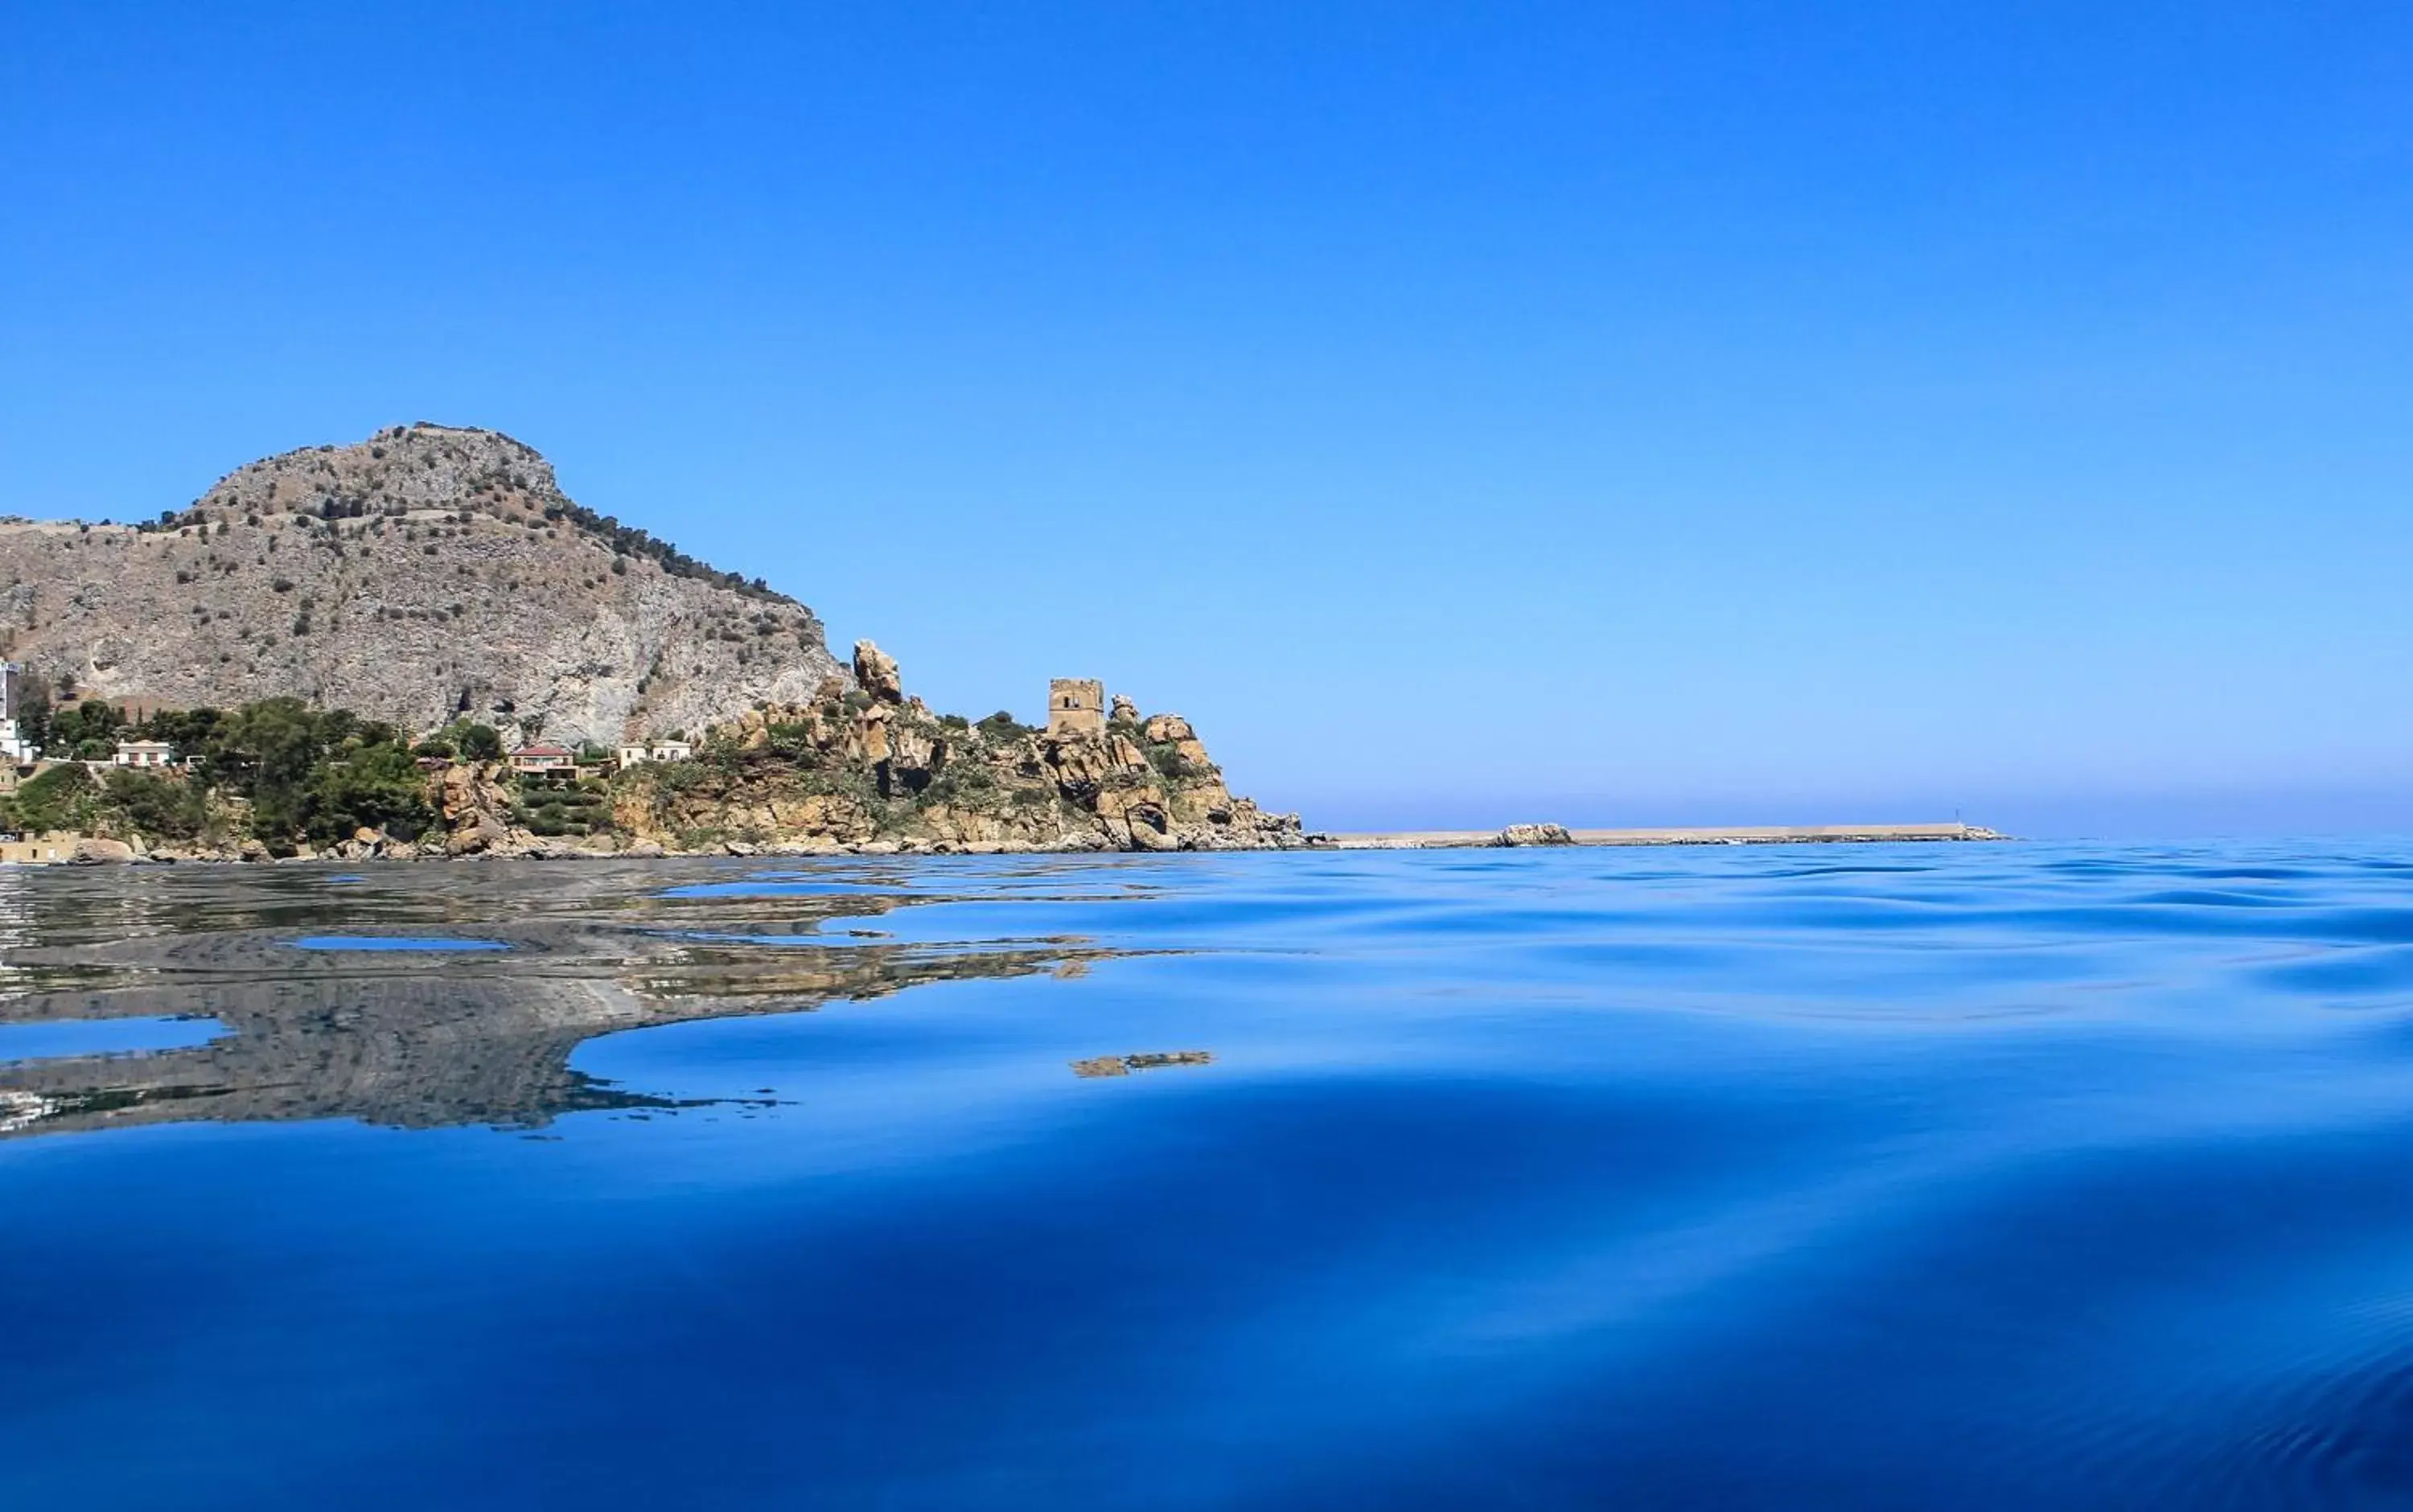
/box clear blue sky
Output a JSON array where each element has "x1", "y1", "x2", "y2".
[{"x1": 3, "y1": 3, "x2": 2407, "y2": 836}]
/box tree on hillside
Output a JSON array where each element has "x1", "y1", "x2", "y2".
[
  {"x1": 453, "y1": 721, "x2": 504, "y2": 761},
  {"x1": 310, "y1": 740, "x2": 432, "y2": 843},
  {"x1": 102, "y1": 770, "x2": 204, "y2": 840}
]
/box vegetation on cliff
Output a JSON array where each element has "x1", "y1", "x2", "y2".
[
  {"x1": 594, "y1": 643, "x2": 1301, "y2": 855},
  {"x1": 6, "y1": 643, "x2": 1302, "y2": 860},
  {"x1": 0, "y1": 422, "x2": 1309, "y2": 859},
  {"x1": 1, "y1": 698, "x2": 434, "y2": 849}
]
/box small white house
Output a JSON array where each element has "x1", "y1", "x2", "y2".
[
  {"x1": 113, "y1": 740, "x2": 175, "y2": 770},
  {"x1": 615, "y1": 744, "x2": 651, "y2": 769},
  {"x1": 649, "y1": 739, "x2": 693, "y2": 762}
]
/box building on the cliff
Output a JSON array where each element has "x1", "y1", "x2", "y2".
[
  {"x1": 1046, "y1": 679, "x2": 1105, "y2": 739},
  {"x1": 0, "y1": 664, "x2": 35, "y2": 764},
  {"x1": 614, "y1": 738, "x2": 693, "y2": 770},
  {"x1": 112, "y1": 739, "x2": 175, "y2": 769},
  {"x1": 509, "y1": 743, "x2": 576, "y2": 778}
]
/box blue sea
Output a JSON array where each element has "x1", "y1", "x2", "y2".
[{"x1": 6, "y1": 841, "x2": 2413, "y2": 1508}]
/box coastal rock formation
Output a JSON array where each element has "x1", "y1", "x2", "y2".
[
  {"x1": 1494, "y1": 823, "x2": 1575, "y2": 847},
  {"x1": 852, "y1": 640, "x2": 904, "y2": 705},
  {"x1": 0, "y1": 425, "x2": 1310, "y2": 858},
  {"x1": 606, "y1": 647, "x2": 1304, "y2": 853},
  {"x1": 0, "y1": 424, "x2": 845, "y2": 746}
]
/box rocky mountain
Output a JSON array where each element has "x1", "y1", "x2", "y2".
[{"x1": 0, "y1": 424, "x2": 845, "y2": 746}]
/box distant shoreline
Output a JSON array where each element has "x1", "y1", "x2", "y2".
[
  {"x1": 1327, "y1": 823, "x2": 2008, "y2": 849},
  {"x1": 4, "y1": 822, "x2": 2009, "y2": 866}
]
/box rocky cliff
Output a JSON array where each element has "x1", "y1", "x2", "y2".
[
  {"x1": 585, "y1": 642, "x2": 1304, "y2": 854},
  {"x1": 0, "y1": 424, "x2": 845, "y2": 746},
  {"x1": 81, "y1": 641, "x2": 1302, "y2": 860}
]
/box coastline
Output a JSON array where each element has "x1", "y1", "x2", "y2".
[
  {"x1": 2, "y1": 820, "x2": 2008, "y2": 865},
  {"x1": 1329, "y1": 823, "x2": 2008, "y2": 849}
]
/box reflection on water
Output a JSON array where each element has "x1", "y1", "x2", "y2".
[
  {"x1": 0, "y1": 1014, "x2": 224, "y2": 1064},
  {"x1": 0, "y1": 859, "x2": 1123, "y2": 1140},
  {"x1": 290, "y1": 935, "x2": 513, "y2": 951},
  {"x1": 11, "y1": 843, "x2": 2413, "y2": 1509}
]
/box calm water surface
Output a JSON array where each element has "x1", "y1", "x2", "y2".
[{"x1": 6, "y1": 842, "x2": 2413, "y2": 1508}]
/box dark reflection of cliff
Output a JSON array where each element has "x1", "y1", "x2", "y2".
[{"x1": 0, "y1": 860, "x2": 1125, "y2": 1141}]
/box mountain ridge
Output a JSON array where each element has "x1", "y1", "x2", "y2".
[{"x1": 0, "y1": 423, "x2": 846, "y2": 746}]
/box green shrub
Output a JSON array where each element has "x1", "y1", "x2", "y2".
[
  {"x1": 453, "y1": 722, "x2": 504, "y2": 761},
  {"x1": 14, "y1": 764, "x2": 94, "y2": 833},
  {"x1": 309, "y1": 740, "x2": 434, "y2": 843},
  {"x1": 102, "y1": 770, "x2": 205, "y2": 840}
]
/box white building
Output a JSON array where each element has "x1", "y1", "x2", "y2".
[
  {"x1": 0, "y1": 664, "x2": 35, "y2": 764},
  {"x1": 113, "y1": 740, "x2": 175, "y2": 769},
  {"x1": 617, "y1": 739, "x2": 694, "y2": 768}
]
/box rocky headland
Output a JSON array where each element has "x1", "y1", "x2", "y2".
[
  {"x1": 0, "y1": 425, "x2": 1305, "y2": 859},
  {"x1": 424, "y1": 641, "x2": 1305, "y2": 860}
]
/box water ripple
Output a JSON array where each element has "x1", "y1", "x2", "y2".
[{"x1": 3, "y1": 840, "x2": 2413, "y2": 1508}]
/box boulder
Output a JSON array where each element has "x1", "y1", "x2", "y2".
[
  {"x1": 852, "y1": 639, "x2": 904, "y2": 704},
  {"x1": 1494, "y1": 823, "x2": 1576, "y2": 848},
  {"x1": 858, "y1": 704, "x2": 891, "y2": 764},
  {"x1": 446, "y1": 811, "x2": 508, "y2": 857},
  {"x1": 69, "y1": 837, "x2": 137, "y2": 864}
]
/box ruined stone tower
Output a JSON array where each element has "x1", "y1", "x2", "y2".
[{"x1": 1046, "y1": 678, "x2": 1105, "y2": 739}]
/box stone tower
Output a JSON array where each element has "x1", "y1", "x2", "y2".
[{"x1": 1046, "y1": 678, "x2": 1105, "y2": 739}]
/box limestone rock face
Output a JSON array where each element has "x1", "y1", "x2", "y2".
[
  {"x1": 0, "y1": 425, "x2": 846, "y2": 746},
  {"x1": 853, "y1": 639, "x2": 904, "y2": 705}
]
